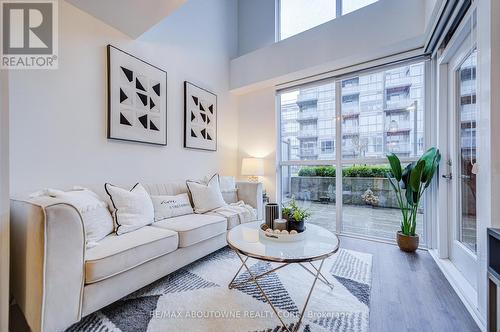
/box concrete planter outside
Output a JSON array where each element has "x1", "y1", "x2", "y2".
[{"x1": 289, "y1": 176, "x2": 401, "y2": 209}]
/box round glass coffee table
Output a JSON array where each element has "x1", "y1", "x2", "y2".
[{"x1": 227, "y1": 220, "x2": 340, "y2": 332}]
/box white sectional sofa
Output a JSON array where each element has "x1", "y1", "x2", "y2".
[{"x1": 10, "y1": 180, "x2": 262, "y2": 332}]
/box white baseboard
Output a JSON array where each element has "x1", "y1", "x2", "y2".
[{"x1": 428, "y1": 249, "x2": 486, "y2": 331}]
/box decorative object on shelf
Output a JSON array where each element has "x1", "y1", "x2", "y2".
[
  {"x1": 184, "y1": 81, "x2": 217, "y2": 151},
  {"x1": 386, "y1": 147, "x2": 441, "y2": 252},
  {"x1": 282, "y1": 198, "x2": 311, "y2": 233},
  {"x1": 258, "y1": 223, "x2": 306, "y2": 242},
  {"x1": 273, "y1": 218, "x2": 287, "y2": 231},
  {"x1": 265, "y1": 203, "x2": 279, "y2": 229},
  {"x1": 107, "y1": 45, "x2": 167, "y2": 145},
  {"x1": 241, "y1": 157, "x2": 264, "y2": 182},
  {"x1": 361, "y1": 188, "x2": 379, "y2": 207}
]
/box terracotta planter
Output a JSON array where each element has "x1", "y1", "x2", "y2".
[{"x1": 396, "y1": 231, "x2": 419, "y2": 252}]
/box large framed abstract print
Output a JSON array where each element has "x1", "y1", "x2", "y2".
[
  {"x1": 107, "y1": 45, "x2": 167, "y2": 145},
  {"x1": 184, "y1": 81, "x2": 217, "y2": 151}
]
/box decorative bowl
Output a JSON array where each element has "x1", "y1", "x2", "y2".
[{"x1": 259, "y1": 223, "x2": 306, "y2": 242}]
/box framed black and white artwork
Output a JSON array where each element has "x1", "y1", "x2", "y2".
[
  {"x1": 184, "y1": 81, "x2": 217, "y2": 151},
  {"x1": 107, "y1": 45, "x2": 167, "y2": 145}
]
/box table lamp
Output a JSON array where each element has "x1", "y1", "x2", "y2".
[{"x1": 241, "y1": 157, "x2": 264, "y2": 182}]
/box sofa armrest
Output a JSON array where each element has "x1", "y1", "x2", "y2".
[
  {"x1": 235, "y1": 181, "x2": 263, "y2": 219},
  {"x1": 11, "y1": 198, "x2": 85, "y2": 332}
]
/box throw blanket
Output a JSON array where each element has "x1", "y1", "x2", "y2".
[{"x1": 209, "y1": 201, "x2": 256, "y2": 224}]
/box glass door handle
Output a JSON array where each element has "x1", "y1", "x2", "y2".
[{"x1": 442, "y1": 173, "x2": 453, "y2": 180}]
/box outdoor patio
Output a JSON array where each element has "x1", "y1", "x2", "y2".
[{"x1": 297, "y1": 201, "x2": 425, "y2": 242}]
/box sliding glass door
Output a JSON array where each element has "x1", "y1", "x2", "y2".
[
  {"x1": 279, "y1": 81, "x2": 337, "y2": 232},
  {"x1": 278, "y1": 59, "x2": 428, "y2": 243}
]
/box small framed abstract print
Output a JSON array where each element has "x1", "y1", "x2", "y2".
[{"x1": 184, "y1": 81, "x2": 217, "y2": 151}]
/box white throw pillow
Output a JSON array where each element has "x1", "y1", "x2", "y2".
[
  {"x1": 219, "y1": 176, "x2": 236, "y2": 192},
  {"x1": 105, "y1": 183, "x2": 154, "y2": 235},
  {"x1": 151, "y1": 193, "x2": 193, "y2": 221},
  {"x1": 219, "y1": 176, "x2": 238, "y2": 203},
  {"x1": 186, "y1": 174, "x2": 227, "y2": 214},
  {"x1": 30, "y1": 187, "x2": 114, "y2": 248},
  {"x1": 221, "y1": 190, "x2": 238, "y2": 204}
]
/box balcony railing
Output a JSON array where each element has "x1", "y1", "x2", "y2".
[
  {"x1": 299, "y1": 148, "x2": 319, "y2": 158},
  {"x1": 385, "y1": 76, "x2": 412, "y2": 89},
  {"x1": 342, "y1": 148, "x2": 359, "y2": 157},
  {"x1": 342, "y1": 103, "x2": 360, "y2": 116},
  {"x1": 386, "y1": 143, "x2": 412, "y2": 153},
  {"x1": 343, "y1": 127, "x2": 359, "y2": 135},
  {"x1": 341, "y1": 85, "x2": 360, "y2": 95},
  {"x1": 385, "y1": 99, "x2": 413, "y2": 112},
  {"x1": 296, "y1": 92, "x2": 318, "y2": 107},
  {"x1": 297, "y1": 112, "x2": 318, "y2": 121},
  {"x1": 297, "y1": 131, "x2": 318, "y2": 139},
  {"x1": 386, "y1": 121, "x2": 411, "y2": 133}
]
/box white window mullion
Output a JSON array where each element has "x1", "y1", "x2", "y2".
[
  {"x1": 335, "y1": 79, "x2": 342, "y2": 234},
  {"x1": 336, "y1": 0, "x2": 342, "y2": 17}
]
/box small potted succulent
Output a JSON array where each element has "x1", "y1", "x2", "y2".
[{"x1": 282, "y1": 199, "x2": 311, "y2": 233}]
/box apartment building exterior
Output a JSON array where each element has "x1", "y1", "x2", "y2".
[{"x1": 280, "y1": 62, "x2": 425, "y2": 162}]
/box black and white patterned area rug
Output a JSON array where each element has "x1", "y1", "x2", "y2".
[{"x1": 67, "y1": 247, "x2": 372, "y2": 332}]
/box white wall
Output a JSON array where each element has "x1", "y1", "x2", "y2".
[
  {"x1": 237, "y1": 0, "x2": 276, "y2": 57},
  {"x1": 237, "y1": 87, "x2": 276, "y2": 200},
  {"x1": 231, "y1": 0, "x2": 426, "y2": 93},
  {"x1": 9, "y1": 0, "x2": 238, "y2": 196},
  {"x1": 66, "y1": 0, "x2": 187, "y2": 38},
  {"x1": 476, "y1": 0, "x2": 500, "y2": 322},
  {"x1": 0, "y1": 70, "x2": 9, "y2": 332}
]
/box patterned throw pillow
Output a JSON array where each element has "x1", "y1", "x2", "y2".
[{"x1": 150, "y1": 193, "x2": 193, "y2": 221}]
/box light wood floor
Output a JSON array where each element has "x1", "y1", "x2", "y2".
[{"x1": 10, "y1": 237, "x2": 480, "y2": 332}]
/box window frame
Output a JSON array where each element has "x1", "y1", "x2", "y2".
[
  {"x1": 276, "y1": 0, "x2": 377, "y2": 41},
  {"x1": 276, "y1": 57, "x2": 431, "y2": 244}
]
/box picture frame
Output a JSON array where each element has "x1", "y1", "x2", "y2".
[
  {"x1": 184, "y1": 81, "x2": 217, "y2": 151},
  {"x1": 107, "y1": 45, "x2": 167, "y2": 146}
]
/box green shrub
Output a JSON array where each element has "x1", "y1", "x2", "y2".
[
  {"x1": 298, "y1": 166, "x2": 336, "y2": 177},
  {"x1": 343, "y1": 165, "x2": 391, "y2": 177},
  {"x1": 298, "y1": 165, "x2": 391, "y2": 178}
]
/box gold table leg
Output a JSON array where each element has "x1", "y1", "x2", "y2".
[{"x1": 228, "y1": 250, "x2": 330, "y2": 332}]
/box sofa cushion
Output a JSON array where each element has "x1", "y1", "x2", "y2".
[
  {"x1": 206, "y1": 209, "x2": 240, "y2": 229},
  {"x1": 85, "y1": 226, "x2": 178, "y2": 284},
  {"x1": 151, "y1": 214, "x2": 226, "y2": 247},
  {"x1": 206, "y1": 204, "x2": 257, "y2": 230}
]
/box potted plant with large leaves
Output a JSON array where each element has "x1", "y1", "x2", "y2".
[{"x1": 386, "y1": 147, "x2": 441, "y2": 252}]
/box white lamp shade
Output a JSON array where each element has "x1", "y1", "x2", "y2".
[{"x1": 241, "y1": 158, "x2": 264, "y2": 176}]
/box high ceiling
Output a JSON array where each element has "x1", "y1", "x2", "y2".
[{"x1": 65, "y1": 0, "x2": 186, "y2": 38}]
